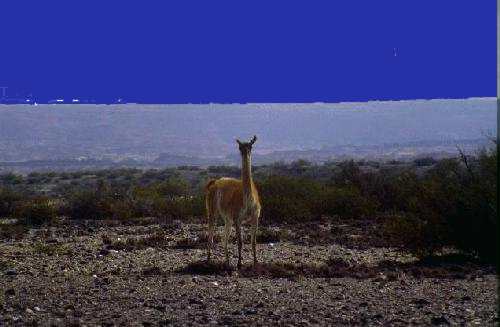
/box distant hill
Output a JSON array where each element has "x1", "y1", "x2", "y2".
[{"x1": 0, "y1": 98, "x2": 495, "y2": 167}]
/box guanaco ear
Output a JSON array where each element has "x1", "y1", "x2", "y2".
[
  {"x1": 249, "y1": 135, "x2": 257, "y2": 145},
  {"x1": 236, "y1": 139, "x2": 243, "y2": 146}
]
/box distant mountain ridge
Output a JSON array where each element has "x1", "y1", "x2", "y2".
[{"x1": 0, "y1": 98, "x2": 495, "y2": 166}]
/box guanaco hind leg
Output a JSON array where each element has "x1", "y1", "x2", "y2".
[
  {"x1": 223, "y1": 216, "x2": 233, "y2": 265},
  {"x1": 207, "y1": 214, "x2": 215, "y2": 261}
]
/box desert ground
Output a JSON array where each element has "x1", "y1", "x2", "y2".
[{"x1": 0, "y1": 217, "x2": 496, "y2": 326}]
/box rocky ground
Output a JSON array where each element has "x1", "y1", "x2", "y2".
[{"x1": 0, "y1": 218, "x2": 497, "y2": 326}]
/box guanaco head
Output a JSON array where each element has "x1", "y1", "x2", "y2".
[{"x1": 236, "y1": 135, "x2": 257, "y2": 157}]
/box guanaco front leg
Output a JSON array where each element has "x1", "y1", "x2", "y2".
[
  {"x1": 251, "y1": 217, "x2": 259, "y2": 266},
  {"x1": 235, "y1": 219, "x2": 243, "y2": 269}
]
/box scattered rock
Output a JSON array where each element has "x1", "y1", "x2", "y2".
[
  {"x1": 0, "y1": 220, "x2": 495, "y2": 326},
  {"x1": 244, "y1": 308, "x2": 257, "y2": 315},
  {"x1": 99, "y1": 249, "x2": 110, "y2": 256}
]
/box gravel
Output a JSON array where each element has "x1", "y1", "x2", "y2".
[{"x1": 0, "y1": 220, "x2": 497, "y2": 326}]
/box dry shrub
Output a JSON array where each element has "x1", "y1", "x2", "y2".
[
  {"x1": 0, "y1": 187, "x2": 23, "y2": 217},
  {"x1": 14, "y1": 197, "x2": 58, "y2": 226},
  {"x1": 382, "y1": 213, "x2": 447, "y2": 259},
  {"x1": 258, "y1": 175, "x2": 323, "y2": 222}
]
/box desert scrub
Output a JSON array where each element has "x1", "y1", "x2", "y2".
[
  {"x1": 446, "y1": 147, "x2": 498, "y2": 263},
  {"x1": 318, "y1": 186, "x2": 378, "y2": 219},
  {"x1": 382, "y1": 213, "x2": 448, "y2": 259},
  {"x1": 64, "y1": 181, "x2": 136, "y2": 220},
  {"x1": 0, "y1": 187, "x2": 23, "y2": 217},
  {"x1": 258, "y1": 175, "x2": 324, "y2": 222},
  {"x1": 132, "y1": 182, "x2": 204, "y2": 220},
  {"x1": 14, "y1": 197, "x2": 58, "y2": 226}
]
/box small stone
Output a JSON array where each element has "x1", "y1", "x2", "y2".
[
  {"x1": 188, "y1": 298, "x2": 203, "y2": 305},
  {"x1": 99, "y1": 249, "x2": 110, "y2": 256},
  {"x1": 244, "y1": 308, "x2": 257, "y2": 315}
]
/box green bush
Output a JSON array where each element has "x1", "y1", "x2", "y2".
[
  {"x1": 319, "y1": 186, "x2": 378, "y2": 219},
  {"x1": 64, "y1": 182, "x2": 120, "y2": 220},
  {"x1": 331, "y1": 160, "x2": 362, "y2": 188},
  {"x1": 258, "y1": 175, "x2": 323, "y2": 222},
  {"x1": 131, "y1": 176, "x2": 204, "y2": 219},
  {"x1": 381, "y1": 147, "x2": 498, "y2": 262},
  {"x1": 155, "y1": 177, "x2": 190, "y2": 198}
]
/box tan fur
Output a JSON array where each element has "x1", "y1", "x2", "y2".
[{"x1": 205, "y1": 137, "x2": 261, "y2": 268}]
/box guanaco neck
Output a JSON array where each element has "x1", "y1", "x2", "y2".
[{"x1": 241, "y1": 153, "x2": 254, "y2": 200}]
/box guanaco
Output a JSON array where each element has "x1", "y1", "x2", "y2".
[{"x1": 205, "y1": 135, "x2": 261, "y2": 268}]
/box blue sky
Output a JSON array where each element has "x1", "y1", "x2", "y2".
[{"x1": 0, "y1": 1, "x2": 495, "y2": 103}]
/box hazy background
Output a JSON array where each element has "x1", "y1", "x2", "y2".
[{"x1": 0, "y1": 97, "x2": 495, "y2": 168}]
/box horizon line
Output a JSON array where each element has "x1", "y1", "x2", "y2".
[{"x1": 0, "y1": 96, "x2": 496, "y2": 106}]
